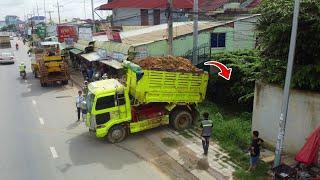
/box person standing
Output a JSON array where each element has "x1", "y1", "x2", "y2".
[
  {"x1": 200, "y1": 112, "x2": 213, "y2": 156},
  {"x1": 248, "y1": 131, "x2": 264, "y2": 171},
  {"x1": 82, "y1": 81, "x2": 89, "y2": 97},
  {"x1": 76, "y1": 90, "x2": 83, "y2": 122},
  {"x1": 80, "y1": 95, "x2": 87, "y2": 123}
]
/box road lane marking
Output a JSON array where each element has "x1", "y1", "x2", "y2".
[
  {"x1": 32, "y1": 100, "x2": 37, "y2": 105},
  {"x1": 39, "y1": 117, "x2": 44, "y2": 125},
  {"x1": 50, "y1": 147, "x2": 58, "y2": 159}
]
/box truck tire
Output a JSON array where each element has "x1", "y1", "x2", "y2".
[
  {"x1": 107, "y1": 125, "x2": 127, "y2": 143},
  {"x1": 62, "y1": 80, "x2": 68, "y2": 85},
  {"x1": 170, "y1": 109, "x2": 192, "y2": 131}
]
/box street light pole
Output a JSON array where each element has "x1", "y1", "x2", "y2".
[
  {"x1": 274, "y1": 0, "x2": 301, "y2": 167},
  {"x1": 91, "y1": 0, "x2": 96, "y2": 33},
  {"x1": 192, "y1": 0, "x2": 199, "y2": 65},
  {"x1": 167, "y1": 0, "x2": 173, "y2": 55}
]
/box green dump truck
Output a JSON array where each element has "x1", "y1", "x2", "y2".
[{"x1": 85, "y1": 62, "x2": 208, "y2": 143}]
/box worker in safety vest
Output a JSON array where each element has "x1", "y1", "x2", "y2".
[
  {"x1": 200, "y1": 112, "x2": 213, "y2": 156},
  {"x1": 19, "y1": 62, "x2": 26, "y2": 75}
]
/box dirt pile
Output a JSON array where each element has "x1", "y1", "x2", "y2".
[{"x1": 133, "y1": 56, "x2": 203, "y2": 73}]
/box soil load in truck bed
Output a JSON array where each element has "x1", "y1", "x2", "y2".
[{"x1": 133, "y1": 56, "x2": 203, "y2": 73}]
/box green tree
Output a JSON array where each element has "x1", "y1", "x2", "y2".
[{"x1": 255, "y1": 0, "x2": 320, "y2": 91}]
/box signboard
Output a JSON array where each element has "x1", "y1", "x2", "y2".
[
  {"x1": 110, "y1": 52, "x2": 125, "y2": 61},
  {"x1": 78, "y1": 27, "x2": 93, "y2": 41},
  {"x1": 27, "y1": 28, "x2": 32, "y2": 36},
  {"x1": 97, "y1": 48, "x2": 107, "y2": 58},
  {"x1": 106, "y1": 27, "x2": 122, "y2": 43},
  {"x1": 36, "y1": 26, "x2": 46, "y2": 39},
  {"x1": 65, "y1": 38, "x2": 74, "y2": 47},
  {"x1": 57, "y1": 25, "x2": 78, "y2": 43},
  {"x1": 46, "y1": 25, "x2": 57, "y2": 37}
]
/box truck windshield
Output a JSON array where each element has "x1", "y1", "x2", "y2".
[{"x1": 86, "y1": 92, "x2": 95, "y2": 112}]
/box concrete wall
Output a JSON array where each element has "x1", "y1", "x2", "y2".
[
  {"x1": 233, "y1": 16, "x2": 257, "y2": 50},
  {"x1": 252, "y1": 82, "x2": 320, "y2": 154}
]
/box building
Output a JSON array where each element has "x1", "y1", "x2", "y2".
[
  {"x1": 0, "y1": 21, "x2": 6, "y2": 29},
  {"x1": 29, "y1": 16, "x2": 46, "y2": 25},
  {"x1": 96, "y1": 0, "x2": 199, "y2": 26},
  {"x1": 89, "y1": 15, "x2": 259, "y2": 66},
  {"x1": 5, "y1": 15, "x2": 19, "y2": 26}
]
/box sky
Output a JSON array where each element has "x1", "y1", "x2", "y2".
[{"x1": 0, "y1": 0, "x2": 111, "y2": 22}]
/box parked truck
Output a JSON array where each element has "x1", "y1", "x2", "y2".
[
  {"x1": 32, "y1": 41, "x2": 70, "y2": 87},
  {"x1": 85, "y1": 62, "x2": 208, "y2": 143},
  {"x1": 0, "y1": 35, "x2": 11, "y2": 49}
]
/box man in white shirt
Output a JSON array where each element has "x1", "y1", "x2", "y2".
[{"x1": 76, "y1": 90, "x2": 83, "y2": 122}]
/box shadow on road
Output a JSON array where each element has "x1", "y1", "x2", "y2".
[
  {"x1": 65, "y1": 132, "x2": 143, "y2": 172},
  {"x1": 20, "y1": 74, "x2": 71, "y2": 98}
]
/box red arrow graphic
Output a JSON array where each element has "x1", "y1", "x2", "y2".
[{"x1": 204, "y1": 61, "x2": 232, "y2": 80}]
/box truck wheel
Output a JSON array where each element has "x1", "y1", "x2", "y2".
[
  {"x1": 107, "y1": 125, "x2": 127, "y2": 143},
  {"x1": 170, "y1": 110, "x2": 192, "y2": 131}
]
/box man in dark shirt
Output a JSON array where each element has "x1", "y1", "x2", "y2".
[
  {"x1": 249, "y1": 130, "x2": 264, "y2": 171},
  {"x1": 200, "y1": 112, "x2": 213, "y2": 156}
]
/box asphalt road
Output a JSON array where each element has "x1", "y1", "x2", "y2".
[{"x1": 0, "y1": 38, "x2": 194, "y2": 180}]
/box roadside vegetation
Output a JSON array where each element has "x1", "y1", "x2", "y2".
[
  {"x1": 198, "y1": 1, "x2": 320, "y2": 179},
  {"x1": 197, "y1": 101, "x2": 269, "y2": 179}
]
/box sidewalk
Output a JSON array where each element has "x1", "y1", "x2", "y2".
[
  {"x1": 69, "y1": 70, "x2": 236, "y2": 179},
  {"x1": 69, "y1": 69, "x2": 84, "y2": 89}
]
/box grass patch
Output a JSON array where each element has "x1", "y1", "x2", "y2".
[{"x1": 197, "y1": 101, "x2": 269, "y2": 179}]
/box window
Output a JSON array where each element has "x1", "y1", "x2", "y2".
[
  {"x1": 116, "y1": 92, "x2": 126, "y2": 106},
  {"x1": 211, "y1": 33, "x2": 226, "y2": 48},
  {"x1": 95, "y1": 95, "x2": 115, "y2": 111}
]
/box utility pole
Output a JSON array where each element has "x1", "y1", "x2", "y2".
[
  {"x1": 91, "y1": 0, "x2": 96, "y2": 33},
  {"x1": 192, "y1": 0, "x2": 199, "y2": 65},
  {"x1": 84, "y1": 0, "x2": 87, "y2": 19},
  {"x1": 46, "y1": 11, "x2": 54, "y2": 24},
  {"x1": 274, "y1": 0, "x2": 301, "y2": 167},
  {"x1": 167, "y1": 0, "x2": 173, "y2": 55},
  {"x1": 44, "y1": 0, "x2": 46, "y2": 23},
  {"x1": 36, "y1": 2, "x2": 40, "y2": 17},
  {"x1": 56, "y1": 0, "x2": 62, "y2": 24}
]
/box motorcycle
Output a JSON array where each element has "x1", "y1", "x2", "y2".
[{"x1": 20, "y1": 71, "x2": 26, "y2": 79}]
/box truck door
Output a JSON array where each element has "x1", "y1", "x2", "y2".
[{"x1": 94, "y1": 94, "x2": 116, "y2": 127}]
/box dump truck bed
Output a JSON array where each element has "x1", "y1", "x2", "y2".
[{"x1": 127, "y1": 68, "x2": 208, "y2": 104}]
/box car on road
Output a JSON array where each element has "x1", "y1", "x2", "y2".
[{"x1": 0, "y1": 51, "x2": 15, "y2": 64}]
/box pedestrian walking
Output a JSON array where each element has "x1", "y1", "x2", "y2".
[
  {"x1": 76, "y1": 90, "x2": 83, "y2": 122},
  {"x1": 248, "y1": 130, "x2": 264, "y2": 171},
  {"x1": 200, "y1": 112, "x2": 213, "y2": 156}
]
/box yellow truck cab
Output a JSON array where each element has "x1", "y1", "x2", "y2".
[{"x1": 86, "y1": 62, "x2": 208, "y2": 143}]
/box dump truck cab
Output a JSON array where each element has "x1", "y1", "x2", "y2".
[{"x1": 86, "y1": 79, "x2": 132, "y2": 141}]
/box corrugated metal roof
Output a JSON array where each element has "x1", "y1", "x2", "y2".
[{"x1": 94, "y1": 15, "x2": 260, "y2": 55}]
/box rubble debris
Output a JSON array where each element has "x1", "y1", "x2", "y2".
[{"x1": 133, "y1": 56, "x2": 203, "y2": 73}]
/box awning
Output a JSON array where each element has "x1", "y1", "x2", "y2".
[
  {"x1": 100, "y1": 60, "x2": 123, "y2": 69},
  {"x1": 69, "y1": 48, "x2": 83, "y2": 55},
  {"x1": 81, "y1": 52, "x2": 104, "y2": 62}
]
